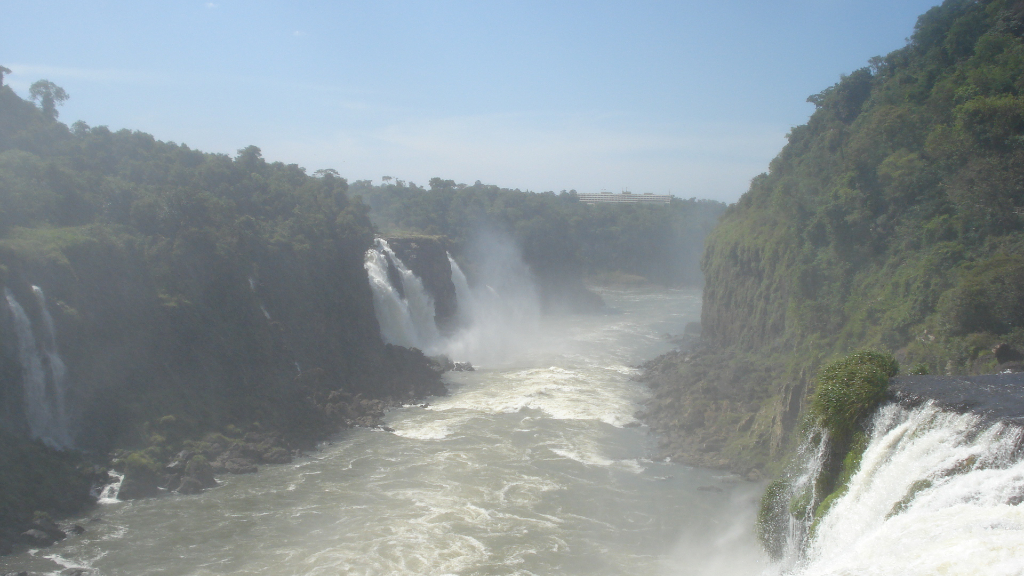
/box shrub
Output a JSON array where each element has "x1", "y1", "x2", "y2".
[
  {"x1": 811, "y1": 350, "x2": 897, "y2": 440},
  {"x1": 756, "y1": 479, "x2": 790, "y2": 559}
]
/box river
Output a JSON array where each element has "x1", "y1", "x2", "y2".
[{"x1": 1, "y1": 287, "x2": 766, "y2": 576}]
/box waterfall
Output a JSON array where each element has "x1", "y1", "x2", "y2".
[
  {"x1": 4, "y1": 287, "x2": 72, "y2": 448},
  {"x1": 441, "y1": 251, "x2": 541, "y2": 365},
  {"x1": 774, "y1": 401, "x2": 1024, "y2": 575},
  {"x1": 364, "y1": 238, "x2": 541, "y2": 365},
  {"x1": 448, "y1": 253, "x2": 474, "y2": 326},
  {"x1": 774, "y1": 429, "x2": 831, "y2": 571},
  {"x1": 248, "y1": 277, "x2": 271, "y2": 319},
  {"x1": 364, "y1": 238, "x2": 442, "y2": 352}
]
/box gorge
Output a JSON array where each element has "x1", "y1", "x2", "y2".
[
  {"x1": 1, "y1": 252, "x2": 773, "y2": 575},
  {"x1": 4, "y1": 0, "x2": 1024, "y2": 572}
]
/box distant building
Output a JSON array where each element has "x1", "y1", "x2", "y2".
[{"x1": 576, "y1": 191, "x2": 672, "y2": 204}]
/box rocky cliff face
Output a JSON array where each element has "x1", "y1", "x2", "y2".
[
  {"x1": 0, "y1": 227, "x2": 444, "y2": 453},
  {"x1": 641, "y1": 0, "x2": 1024, "y2": 478},
  {"x1": 0, "y1": 86, "x2": 450, "y2": 531}
]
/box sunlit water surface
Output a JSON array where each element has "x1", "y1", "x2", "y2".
[{"x1": 3, "y1": 288, "x2": 765, "y2": 576}]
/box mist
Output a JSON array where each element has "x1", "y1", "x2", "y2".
[{"x1": 366, "y1": 227, "x2": 544, "y2": 368}]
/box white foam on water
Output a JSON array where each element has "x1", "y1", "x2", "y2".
[
  {"x1": 0, "y1": 288, "x2": 761, "y2": 576},
  {"x1": 97, "y1": 471, "x2": 124, "y2": 504},
  {"x1": 786, "y1": 402, "x2": 1024, "y2": 576},
  {"x1": 427, "y1": 366, "x2": 642, "y2": 428}
]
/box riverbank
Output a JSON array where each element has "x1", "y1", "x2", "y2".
[
  {"x1": 0, "y1": 287, "x2": 766, "y2": 576},
  {"x1": 0, "y1": 348, "x2": 447, "y2": 559},
  {"x1": 636, "y1": 339, "x2": 784, "y2": 481}
]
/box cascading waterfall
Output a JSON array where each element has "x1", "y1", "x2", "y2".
[
  {"x1": 364, "y1": 238, "x2": 443, "y2": 352},
  {"x1": 773, "y1": 428, "x2": 831, "y2": 571},
  {"x1": 448, "y1": 253, "x2": 473, "y2": 326},
  {"x1": 441, "y1": 252, "x2": 541, "y2": 364},
  {"x1": 4, "y1": 287, "x2": 72, "y2": 448},
  {"x1": 775, "y1": 401, "x2": 1024, "y2": 575},
  {"x1": 364, "y1": 238, "x2": 541, "y2": 365}
]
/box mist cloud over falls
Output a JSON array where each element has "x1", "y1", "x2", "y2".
[{"x1": 364, "y1": 231, "x2": 541, "y2": 366}]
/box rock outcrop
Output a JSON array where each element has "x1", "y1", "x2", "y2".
[{"x1": 889, "y1": 373, "x2": 1024, "y2": 427}]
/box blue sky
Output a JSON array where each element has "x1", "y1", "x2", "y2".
[{"x1": 4, "y1": 1, "x2": 942, "y2": 202}]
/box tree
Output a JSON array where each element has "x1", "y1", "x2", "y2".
[
  {"x1": 0, "y1": 66, "x2": 10, "y2": 87},
  {"x1": 29, "y1": 80, "x2": 69, "y2": 119}
]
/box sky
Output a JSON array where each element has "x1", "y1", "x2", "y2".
[{"x1": 3, "y1": 0, "x2": 944, "y2": 203}]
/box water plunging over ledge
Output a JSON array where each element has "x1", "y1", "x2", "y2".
[
  {"x1": 768, "y1": 399, "x2": 1024, "y2": 576},
  {"x1": 4, "y1": 286, "x2": 73, "y2": 449}
]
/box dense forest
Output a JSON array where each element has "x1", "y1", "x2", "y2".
[
  {"x1": 0, "y1": 77, "x2": 725, "y2": 540},
  {"x1": 642, "y1": 0, "x2": 1024, "y2": 479},
  {"x1": 0, "y1": 84, "x2": 446, "y2": 531},
  {"x1": 350, "y1": 178, "x2": 725, "y2": 301}
]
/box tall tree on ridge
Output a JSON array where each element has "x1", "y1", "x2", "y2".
[{"x1": 29, "y1": 80, "x2": 69, "y2": 119}]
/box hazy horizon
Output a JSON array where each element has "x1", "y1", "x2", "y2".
[{"x1": 4, "y1": 0, "x2": 942, "y2": 202}]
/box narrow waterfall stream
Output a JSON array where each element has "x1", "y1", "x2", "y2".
[
  {"x1": 4, "y1": 286, "x2": 72, "y2": 449},
  {"x1": 0, "y1": 287, "x2": 766, "y2": 576}
]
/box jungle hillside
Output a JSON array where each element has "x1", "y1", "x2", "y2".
[{"x1": 641, "y1": 0, "x2": 1024, "y2": 478}]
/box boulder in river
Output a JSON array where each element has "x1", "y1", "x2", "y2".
[
  {"x1": 20, "y1": 529, "x2": 56, "y2": 547},
  {"x1": 184, "y1": 455, "x2": 218, "y2": 488},
  {"x1": 218, "y1": 458, "x2": 258, "y2": 474},
  {"x1": 175, "y1": 477, "x2": 204, "y2": 495}
]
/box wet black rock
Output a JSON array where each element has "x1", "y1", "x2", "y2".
[
  {"x1": 452, "y1": 362, "x2": 475, "y2": 372},
  {"x1": 890, "y1": 373, "x2": 1024, "y2": 426},
  {"x1": 994, "y1": 343, "x2": 1024, "y2": 365},
  {"x1": 176, "y1": 477, "x2": 204, "y2": 495},
  {"x1": 385, "y1": 236, "x2": 458, "y2": 327},
  {"x1": 116, "y1": 468, "x2": 161, "y2": 500},
  {"x1": 184, "y1": 456, "x2": 217, "y2": 488},
  {"x1": 260, "y1": 447, "x2": 292, "y2": 465},
  {"x1": 219, "y1": 458, "x2": 258, "y2": 474},
  {"x1": 20, "y1": 529, "x2": 55, "y2": 547},
  {"x1": 164, "y1": 450, "x2": 194, "y2": 474},
  {"x1": 428, "y1": 355, "x2": 455, "y2": 373}
]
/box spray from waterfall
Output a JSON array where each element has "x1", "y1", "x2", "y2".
[
  {"x1": 4, "y1": 287, "x2": 72, "y2": 448},
  {"x1": 364, "y1": 235, "x2": 541, "y2": 365},
  {"x1": 364, "y1": 238, "x2": 443, "y2": 352},
  {"x1": 770, "y1": 428, "x2": 831, "y2": 572},
  {"x1": 770, "y1": 401, "x2": 1024, "y2": 575}
]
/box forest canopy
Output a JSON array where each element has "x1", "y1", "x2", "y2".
[{"x1": 352, "y1": 178, "x2": 725, "y2": 287}]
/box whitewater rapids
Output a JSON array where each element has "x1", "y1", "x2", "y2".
[{"x1": 0, "y1": 288, "x2": 766, "y2": 576}]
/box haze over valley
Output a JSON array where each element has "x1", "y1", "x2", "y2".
[{"x1": 2, "y1": 1, "x2": 1024, "y2": 575}]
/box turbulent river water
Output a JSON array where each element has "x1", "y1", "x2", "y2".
[{"x1": 1, "y1": 288, "x2": 766, "y2": 576}]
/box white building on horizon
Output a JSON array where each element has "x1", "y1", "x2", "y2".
[{"x1": 576, "y1": 191, "x2": 673, "y2": 204}]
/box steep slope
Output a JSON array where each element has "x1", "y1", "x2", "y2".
[
  {"x1": 642, "y1": 0, "x2": 1024, "y2": 478},
  {"x1": 0, "y1": 87, "x2": 444, "y2": 530}
]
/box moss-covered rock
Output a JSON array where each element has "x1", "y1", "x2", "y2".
[
  {"x1": 756, "y1": 479, "x2": 790, "y2": 560},
  {"x1": 810, "y1": 350, "x2": 898, "y2": 442}
]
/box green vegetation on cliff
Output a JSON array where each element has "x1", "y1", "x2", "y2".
[
  {"x1": 643, "y1": 0, "x2": 1024, "y2": 478},
  {"x1": 0, "y1": 85, "x2": 444, "y2": 528},
  {"x1": 351, "y1": 178, "x2": 725, "y2": 293}
]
